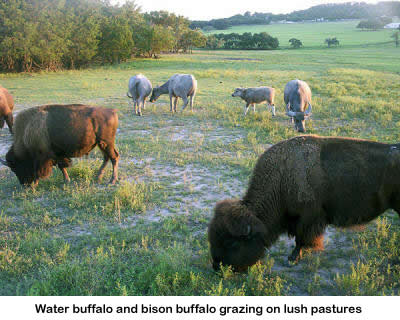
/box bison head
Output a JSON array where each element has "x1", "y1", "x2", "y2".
[
  {"x1": 0, "y1": 146, "x2": 53, "y2": 185},
  {"x1": 149, "y1": 86, "x2": 162, "y2": 102},
  {"x1": 231, "y1": 88, "x2": 245, "y2": 98},
  {"x1": 208, "y1": 199, "x2": 267, "y2": 272},
  {"x1": 286, "y1": 102, "x2": 312, "y2": 133}
]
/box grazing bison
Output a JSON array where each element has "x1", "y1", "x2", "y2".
[
  {"x1": 284, "y1": 80, "x2": 312, "y2": 132},
  {"x1": 0, "y1": 86, "x2": 14, "y2": 134},
  {"x1": 127, "y1": 74, "x2": 152, "y2": 116},
  {"x1": 232, "y1": 87, "x2": 276, "y2": 116},
  {"x1": 208, "y1": 135, "x2": 400, "y2": 271},
  {"x1": 150, "y1": 74, "x2": 197, "y2": 112},
  {"x1": 0, "y1": 104, "x2": 119, "y2": 186}
]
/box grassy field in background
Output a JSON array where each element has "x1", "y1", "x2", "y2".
[
  {"x1": 206, "y1": 20, "x2": 394, "y2": 49},
  {"x1": 0, "y1": 21, "x2": 399, "y2": 295}
]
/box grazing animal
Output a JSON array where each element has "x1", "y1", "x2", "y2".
[
  {"x1": 0, "y1": 104, "x2": 119, "y2": 186},
  {"x1": 149, "y1": 74, "x2": 197, "y2": 112},
  {"x1": 284, "y1": 79, "x2": 312, "y2": 132},
  {"x1": 0, "y1": 86, "x2": 14, "y2": 133},
  {"x1": 232, "y1": 87, "x2": 275, "y2": 116},
  {"x1": 127, "y1": 74, "x2": 152, "y2": 116},
  {"x1": 208, "y1": 135, "x2": 400, "y2": 271}
]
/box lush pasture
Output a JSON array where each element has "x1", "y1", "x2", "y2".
[
  {"x1": 207, "y1": 20, "x2": 395, "y2": 49},
  {"x1": 0, "y1": 22, "x2": 400, "y2": 295}
]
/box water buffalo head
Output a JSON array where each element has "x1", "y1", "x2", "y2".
[
  {"x1": 149, "y1": 86, "x2": 162, "y2": 102},
  {"x1": 208, "y1": 199, "x2": 267, "y2": 272},
  {"x1": 231, "y1": 88, "x2": 245, "y2": 98},
  {"x1": 286, "y1": 102, "x2": 312, "y2": 132}
]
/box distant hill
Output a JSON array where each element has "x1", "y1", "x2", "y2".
[{"x1": 190, "y1": 1, "x2": 400, "y2": 30}]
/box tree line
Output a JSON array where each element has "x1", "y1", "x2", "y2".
[
  {"x1": 191, "y1": 1, "x2": 400, "y2": 30},
  {"x1": 0, "y1": 0, "x2": 207, "y2": 72},
  {"x1": 206, "y1": 33, "x2": 279, "y2": 50}
]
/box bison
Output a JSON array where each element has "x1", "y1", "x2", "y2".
[
  {"x1": 0, "y1": 104, "x2": 119, "y2": 186},
  {"x1": 127, "y1": 74, "x2": 152, "y2": 116},
  {"x1": 0, "y1": 86, "x2": 14, "y2": 134},
  {"x1": 232, "y1": 87, "x2": 275, "y2": 116},
  {"x1": 150, "y1": 74, "x2": 197, "y2": 112},
  {"x1": 284, "y1": 79, "x2": 312, "y2": 132},
  {"x1": 208, "y1": 135, "x2": 400, "y2": 271}
]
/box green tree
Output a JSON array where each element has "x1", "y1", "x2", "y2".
[{"x1": 289, "y1": 38, "x2": 303, "y2": 48}]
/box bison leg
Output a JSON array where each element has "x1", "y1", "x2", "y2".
[
  {"x1": 0, "y1": 117, "x2": 4, "y2": 129},
  {"x1": 97, "y1": 142, "x2": 119, "y2": 185},
  {"x1": 57, "y1": 158, "x2": 72, "y2": 183},
  {"x1": 244, "y1": 103, "x2": 250, "y2": 116}
]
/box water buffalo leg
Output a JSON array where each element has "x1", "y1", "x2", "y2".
[
  {"x1": 190, "y1": 94, "x2": 195, "y2": 111},
  {"x1": 271, "y1": 104, "x2": 276, "y2": 116},
  {"x1": 244, "y1": 103, "x2": 250, "y2": 116},
  {"x1": 137, "y1": 98, "x2": 143, "y2": 116},
  {"x1": 169, "y1": 95, "x2": 173, "y2": 112},
  {"x1": 5, "y1": 114, "x2": 13, "y2": 133},
  {"x1": 174, "y1": 97, "x2": 178, "y2": 113},
  {"x1": 142, "y1": 97, "x2": 146, "y2": 110},
  {"x1": 181, "y1": 96, "x2": 189, "y2": 111},
  {"x1": 253, "y1": 104, "x2": 256, "y2": 113}
]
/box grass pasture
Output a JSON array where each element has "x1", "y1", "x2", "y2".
[
  {"x1": 0, "y1": 21, "x2": 400, "y2": 295},
  {"x1": 206, "y1": 20, "x2": 395, "y2": 49}
]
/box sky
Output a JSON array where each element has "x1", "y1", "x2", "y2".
[{"x1": 114, "y1": 0, "x2": 381, "y2": 20}]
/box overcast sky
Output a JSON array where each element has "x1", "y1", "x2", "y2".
[{"x1": 113, "y1": 0, "x2": 381, "y2": 20}]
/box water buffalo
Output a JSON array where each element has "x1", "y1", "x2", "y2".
[
  {"x1": 232, "y1": 87, "x2": 275, "y2": 116},
  {"x1": 284, "y1": 79, "x2": 312, "y2": 132},
  {"x1": 0, "y1": 86, "x2": 14, "y2": 133},
  {"x1": 208, "y1": 135, "x2": 400, "y2": 271},
  {"x1": 0, "y1": 104, "x2": 119, "y2": 186},
  {"x1": 127, "y1": 74, "x2": 152, "y2": 116},
  {"x1": 149, "y1": 74, "x2": 197, "y2": 112}
]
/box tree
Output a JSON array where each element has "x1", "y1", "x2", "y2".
[
  {"x1": 325, "y1": 37, "x2": 339, "y2": 47},
  {"x1": 179, "y1": 29, "x2": 206, "y2": 53},
  {"x1": 392, "y1": 31, "x2": 399, "y2": 47},
  {"x1": 289, "y1": 38, "x2": 303, "y2": 48}
]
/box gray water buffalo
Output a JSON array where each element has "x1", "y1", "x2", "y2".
[
  {"x1": 150, "y1": 74, "x2": 197, "y2": 112},
  {"x1": 232, "y1": 87, "x2": 275, "y2": 116},
  {"x1": 0, "y1": 86, "x2": 14, "y2": 133},
  {"x1": 208, "y1": 135, "x2": 400, "y2": 271},
  {"x1": 127, "y1": 74, "x2": 152, "y2": 116},
  {"x1": 0, "y1": 104, "x2": 119, "y2": 186},
  {"x1": 284, "y1": 79, "x2": 312, "y2": 132}
]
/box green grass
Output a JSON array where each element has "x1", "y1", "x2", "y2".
[
  {"x1": 0, "y1": 20, "x2": 399, "y2": 295},
  {"x1": 206, "y1": 20, "x2": 395, "y2": 49}
]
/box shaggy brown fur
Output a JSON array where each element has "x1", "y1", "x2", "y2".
[
  {"x1": 0, "y1": 86, "x2": 14, "y2": 133},
  {"x1": 0, "y1": 104, "x2": 119, "y2": 186},
  {"x1": 208, "y1": 135, "x2": 400, "y2": 271}
]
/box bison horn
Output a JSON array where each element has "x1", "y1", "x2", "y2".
[{"x1": 0, "y1": 158, "x2": 9, "y2": 167}]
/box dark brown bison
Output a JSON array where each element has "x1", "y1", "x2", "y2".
[
  {"x1": 0, "y1": 104, "x2": 119, "y2": 186},
  {"x1": 0, "y1": 86, "x2": 14, "y2": 133},
  {"x1": 208, "y1": 135, "x2": 400, "y2": 271}
]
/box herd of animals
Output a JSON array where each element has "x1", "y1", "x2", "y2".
[{"x1": 0, "y1": 72, "x2": 399, "y2": 273}]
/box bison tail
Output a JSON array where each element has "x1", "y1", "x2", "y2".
[{"x1": 0, "y1": 117, "x2": 4, "y2": 129}]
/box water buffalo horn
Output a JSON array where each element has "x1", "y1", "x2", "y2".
[
  {"x1": 0, "y1": 158, "x2": 9, "y2": 167},
  {"x1": 305, "y1": 103, "x2": 312, "y2": 114},
  {"x1": 286, "y1": 110, "x2": 297, "y2": 117}
]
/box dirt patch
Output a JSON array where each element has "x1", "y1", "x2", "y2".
[{"x1": 223, "y1": 57, "x2": 263, "y2": 62}]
